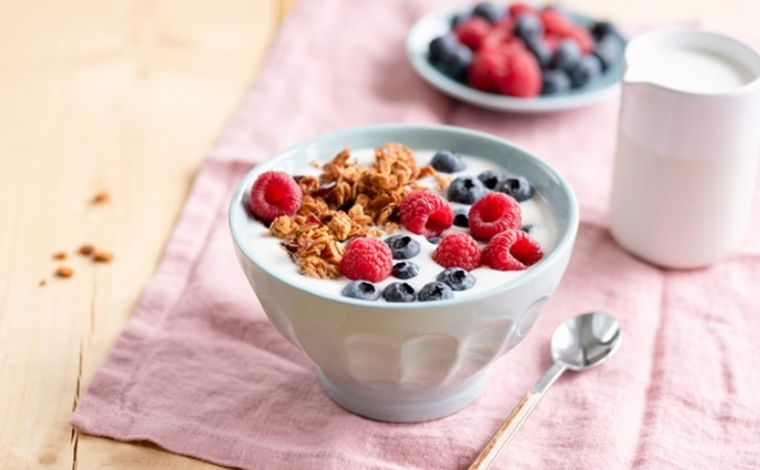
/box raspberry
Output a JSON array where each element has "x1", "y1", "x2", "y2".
[
  {"x1": 544, "y1": 34, "x2": 563, "y2": 52},
  {"x1": 482, "y1": 229, "x2": 543, "y2": 270},
  {"x1": 399, "y1": 191, "x2": 453, "y2": 238},
  {"x1": 432, "y1": 232, "x2": 482, "y2": 271},
  {"x1": 339, "y1": 237, "x2": 392, "y2": 283},
  {"x1": 494, "y1": 47, "x2": 542, "y2": 97},
  {"x1": 249, "y1": 171, "x2": 303, "y2": 223},
  {"x1": 508, "y1": 2, "x2": 535, "y2": 18},
  {"x1": 469, "y1": 192, "x2": 522, "y2": 240},
  {"x1": 565, "y1": 27, "x2": 594, "y2": 54},
  {"x1": 455, "y1": 17, "x2": 491, "y2": 51},
  {"x1": 469, "y1": 49, "x2": 503, "y2": 92},
  {"x1": 540, "y1": 8, "x2": 573, "y2": 36}
]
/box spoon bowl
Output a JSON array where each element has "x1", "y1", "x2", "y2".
[{"x1": 551, "y1": 312, "x2": 622, "y2": 371}]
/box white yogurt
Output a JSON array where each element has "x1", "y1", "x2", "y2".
[{"x1": 240, "y1": 149, "x2": 557, "y2": 301}]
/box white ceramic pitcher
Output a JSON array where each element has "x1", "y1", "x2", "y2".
[{"x1": 609, "y1": 29, "x2": 760, "y2": 269}]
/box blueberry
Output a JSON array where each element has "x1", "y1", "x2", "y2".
[
  {"x1": 477, "y1": 170, "x2": 505, "y2": 190},
  {"x1": 392, "y1": 261, "x2": 419, "y2": 279},
  {"x1": 541, "y1": 70, "x2": 571, "y2": 95},
  {"x1": 428, "y1": 236, "x2": 442, "y2": 245},
  {"x1": 418, "y1": 282, "x2": 454, "y2": 302},
  {"x1": 447, "y1": 176, "x2": 487, "y2": 204},
  {"x1": 341, "y1": 281, "x2": 380, "y2": 301},
  {"x1": 593, "y1": 35, "x2": 622, "y2": 71},
  {"x1": 431, "y1": 150, "x2": 466, "y2": 173},
  {"x1": 429, "y1": 34, "x2": 457, "y2": 64},
  {"x1": 451, "y1": 13, "x2": 468, "y2": 28},
  {"x1": 472, "y1": 2, "x2": 502, "y2": 22},
  {"x1": 514, "y1": 14, "x2": 544, "y2": 41},
  {"x1": 522, "y1": 224, "x2": 534, "y2": 233},
  {"x1": 433, "y1": 41, "x2": 473, "y2": 81},
  {"x1": 453, "y1": 207, "x2": 469, "y2": 227},
  {"x1": 590, "y1": 21, "x2": 619, "y2": 41},
  {"x1": 382, "y1": 282, "x2": 416, "y2": 303},
  {"x1": 384, "y1": 234, "x2": 421, "y2": 259},
  {"x1": 497, "y1": 176, "x2": 535, "y2": 202},
  {"x1": 569, "y1": 55, "x2": 602, "y2": 88},
  {"x1": 525, "y1": 38, "x2": 553, "y2": 69},
  {"x1": 551, "y1": 40, "x2": 582, "y2": 72},
  {"x1": 437, "y1": 267, "x2": 476, "y2": 291}
]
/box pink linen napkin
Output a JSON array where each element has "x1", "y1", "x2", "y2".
[{"x1": 71, "y1": 1, "x2": 760, "y2": 468}]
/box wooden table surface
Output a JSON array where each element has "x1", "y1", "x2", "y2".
[{"x1": 0, "y1": 1, "x2": 755, "y2": 469}]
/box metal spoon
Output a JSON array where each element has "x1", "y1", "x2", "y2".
[{"x1": 469, "y1": 312, "x2": 622, "y2": 470}]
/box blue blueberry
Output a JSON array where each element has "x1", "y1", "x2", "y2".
[
  {"x1": 429, "y1": 35, "x2": 457, "y2": 64},
  {"x1": 593, "y1": 35, "x2": 622, "y2": 71},
  {"x1": 551, "y1": 40, "x2": 582, "y2": 72},
  {"x1": 472, "y1": 2, "x2": 502, "y2": 22},
  {"x1": 431, "y1": 150, "x2": 466, "y2": 173},
  {"x1": 392, "y1": 261, "x2": 419, "y2": 279},
  {"x1": 447, "y1": 176, "x2": 487, "y2": 204},
  {"x1": 541, "y1": 70, "x2": 571, "y2": 95},
  {"x1": 591, "y1": 21, "x2": 619, "y2": 41},
  {"x1": 341, "y1": 281, "x2": 380, "y2": 301},
  {"x1": 525, "y1": 38, "x2": 553, "y2": 69},
  {"x1": 418, "y1": 282, "x2": 454, "y2": 302},
  {"x1": 477, "y1": 170, "x2": 506, "y2": 190},
  {"x1": 382, "y1": 282, "x2": 416, "y2": 303},
  {"x1": 430, "y1": 39, "x2": 473, "y2": 81},
  {"x1": 569, "y1": 55, "x2": 602, "y2": 88},
  {"x1": 385, "y1": 234, "x2": 421, "y2": 260},
  {"x1": 436, "y1": 267, "x2": 476, "y2": 291},
  {"x1": 497, "y1": 176, "x2": 535, "y2": 202},
  {"x1": 427, "y1": 236, "x2": 442, "y2": 245},
  {"x1": 451, "y1": 13, "x2": 468, "y2": 28},
  {"x1": 522, "y1": 224, "x2": 534, "y2": 233},
  {"x1": 514, "y1": 14, "x2": 544, "y2": 41},
  {"x1": 453, "y1": 207, "x2": 469, "y2": 227}
]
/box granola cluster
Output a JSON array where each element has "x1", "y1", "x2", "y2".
[{"x1": 268, "y1": 143, "x2": 449, "y2": 279}]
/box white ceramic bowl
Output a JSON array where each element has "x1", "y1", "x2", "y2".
[
  {"x1": 406, "y1": 7, "x2": 626, "y2": 113},
  {"x1": 229, "y1": 125, "x2": 579, "y2": 421}
]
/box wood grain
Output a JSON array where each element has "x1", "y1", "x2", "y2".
[{"x1": 0, "y1": 0, "x2": 752, "y2": 469}]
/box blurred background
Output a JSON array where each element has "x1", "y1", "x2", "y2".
[{"x1": 0, "y1": 0, "x2": 756, "y2": 469}]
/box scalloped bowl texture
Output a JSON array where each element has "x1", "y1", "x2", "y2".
[{"x1": 229, "y1": 125, "x2": 579, "y2": 422}]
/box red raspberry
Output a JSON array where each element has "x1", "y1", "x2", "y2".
[
  {"x1": 469, "y1": 192, "x2": 522, "y2": 240},
  {"x1": 540, "y1": 8, "x2": 573, "y2": 36},
  {"x1": 432, "y1": 232, "x2": 482, "y2": 271},
  {"x1": 249, "y1": 171, "x2": 303, "y2": 223},
  {"x1": 339, "y1": 237, "x2": 392, "y2": 282},
  {"x1": 508, "y1": 2, "x2": 535, "y2": 18},
  {"x1": 480, "y1": 19, "x2": 518, "y2": 52},
  {"x1": 455, "y1": 17, "x2": 491, "y2": 51},
  {"x1": 482, "y1": 229, "x2": 543, "y2": 270},
  {"x1": 469, "y1": 49, "x2": 503, "y2": 92},
  {"x1": 565, "y1": 27, "x2": 594, "y2": 54},
  {"x1": 494, "y1": 47, "x2": 542, "y2": 97},
  {"x1": 399, "y1": 191, "x2": 453, "y2": 238},
  {"x1": 544, "y1": 34, "x2": 563, "y2": 52}
]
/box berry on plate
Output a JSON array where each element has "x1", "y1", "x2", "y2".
[
  {"x1": 525, "y1": 37, "x2": 553, "y2": 69},
  {"x1": 399, "y1": 191, "x2": 454, "y2": 238},
  {"x1": 541, "y1": 69, "x2": 571, "y2": 94},
  {"x1": 514, "y1": 14, "x2": 544, "y2": 42},
  {"x1": 594, "y1": 35, "x2": 623, "y2": 71},
  {"x1": 482, "y1": 228, "x2": 543, "y2": 270},
  {"x1": 392, "y1": 261, "x2": 419, "y2": 279},
  {"x1": 508, "y1": 2, "x2": 535, "y2": 18},
  {"x1": 496, "y1": 176, "x2": 535, "y2": 202},
  {"x1": 590, "y1": 20, "x2": 619, "y2": 41},
  {"x1": 249, "y1": 171, "x2": 303, "y2": 223},
  {"x1": 472, "y1": 1, "x2": 503, "y2": 22},
  {"x1": 551, "y1": 39, "x2": 582, "y2": 72},
  {"x1": 469, "y1": 192, "x2": 522, "y2": 240},
  {"x1": 429, "y1": 35, "x2": 473, "y2": 80},
  {"x1": 437, "y1": 267, "x2": 477, "y2": 291},
  {"x1": 447, "y1": 175, "x2": 487, "y2": 204},
  {"x1": 494, "y1": 47, "x2": 542, "y2": 97},
  {"x1": 469, "y1": 48, "x2": 504, "y2": 92},
  {"x1": 339, "y1": 237, "x2": 392, "y2": 283},
  {"x1": 455, "y1": 17, "x2": 491, "y2": 51},
  {"x1": 384, "y1": 234, "x2": 421, "y2": 260},
  {"x1": 418, "y1": 281, "x2": 454, "y2": 301},
  {"x1": 431, "y1": 149, "x2": 466, "y2": 173},
  {"x1": 539, "y1": 7, "x2": 573, "y2": 36},
  {"x1": 565, "y1": 27, "x2": 594, "y2": 54},
  {"x1": 382, "y1": 282, "x2": 416, "y2": 303},
  {"x1": 569, "y1": 55, "x2": 602, "y2": 88},
  {"x1": 341, "y1": 281, "x2": 381, "y2": 301},
  {"x1": 432, "y1": 232, "x2": 482, "y2": 271}
]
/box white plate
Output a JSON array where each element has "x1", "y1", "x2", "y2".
[{"x1": 406, "y1": 6, "x2": 625, "y2": 113}]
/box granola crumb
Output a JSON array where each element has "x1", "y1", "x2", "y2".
[
  {"x1": 52, "y1": 251, "x2": 68, "y2": 260},
  {"x1": 78, "y1": 244, "x2": 95, "y2": 256},
  {"x1": 91, "y1": 190, "x2": 111, "y2": 204},
  {"x1": 55, "y1": 266, "x2": 74, "y2": 278},
  {"x1": 93, "y1": 250, "x2": 114, "y2": 263},
  {"x1": 38, "y1": 279, "x2": 47, "y2": 287}
]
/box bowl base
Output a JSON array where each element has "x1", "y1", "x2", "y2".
[{"x1": 317, "y1": 368, "x2": 490, "y2": 422}]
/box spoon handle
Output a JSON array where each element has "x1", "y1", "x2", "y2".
[{"x1": 468, "y1": 362, "x2": 567, "y2": 470}]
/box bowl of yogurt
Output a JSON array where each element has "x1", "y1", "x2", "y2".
[{"x1": 229, "y1": 124, "x2": 579, "y2": 422}]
